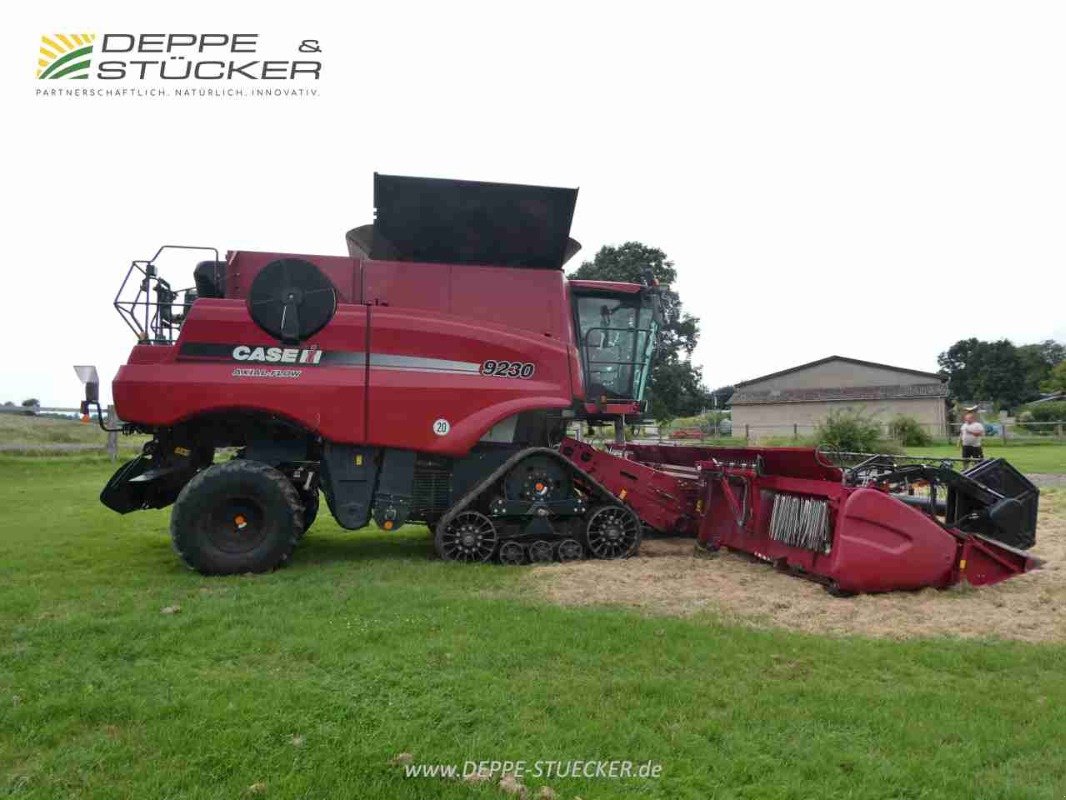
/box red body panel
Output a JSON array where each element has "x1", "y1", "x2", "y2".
[
  {"x1": 366, "y1": 306, "x2": 571, "y2": 454},
  {"x1": 559, "y1": 438, "x2": 700, "y2": 534},
  {"x1": 817, "y1": 489, "x2": 958, "y2": 592},
  {"x1": 695, "y1": 479, "x2": 959, "y2": 591},
  {"x1": 228, "y1": 251, "x2": 363, "y2": 303},
  {"x1": 114, "y1": 301, "x2": 369, "y2": 442},
  {"x1": 569, "y1": 280, "x2": 642, "y2": 295},
  {"x1": 113, "y1": 251, "x2": 624, "y2": 457}
]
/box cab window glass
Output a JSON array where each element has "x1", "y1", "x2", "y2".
[{"x1": 575, "y1": 295, "x2": 656, "y2": 400}]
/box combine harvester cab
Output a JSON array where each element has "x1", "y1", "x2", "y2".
[{"x1": 560, "y1": 438, "x2": 1041, "y2": 594}]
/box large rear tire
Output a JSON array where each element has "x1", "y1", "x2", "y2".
[{"x1": 171, "y1": 460, "x2": 303, "y2": 575}]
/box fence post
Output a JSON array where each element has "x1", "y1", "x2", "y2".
[
  {"x1": 793, "y1": 423, "x2": 798, "y2": 441},
  {"x1": 1002, "y1": 423, "x2": 1008, "y2": 445},
  {"x1": 745, "y1": 424, "x2": 750, "y2": 443},
  {"x1": 106, "y1": 404, "x2": 118, "y2": 462},
  {"x1": 1058, "y1": 423, "x2": 1064, "y2": 439}
]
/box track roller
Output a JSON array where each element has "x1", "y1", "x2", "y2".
[
  {"x1": 557, "y1": 538, "x2": 584, "y2": 562},
  {"x1": 498, "y1": 541, "x2": 526, "y2": 566},
  {"x1": 528, "y1": 540, "x2": 555, "y2": 563}
]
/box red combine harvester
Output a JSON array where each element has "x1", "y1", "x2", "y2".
[
  {"x1": 94, "y1": 175, "x2": 659, "y2": 573},
  {"x1": 560, "y1": 439, "x2": 1041, "y2": 594},
  {"x1": 87, "y1": 172, "x2": 1041, "y2": 593}
]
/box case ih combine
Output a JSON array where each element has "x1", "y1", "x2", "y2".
[
  {"x1": 97, "y1": 175, "x2": 657, "y2": 574},
  {"x1": 88, "y1": 173, "x2": 1041, "y2": 593}
]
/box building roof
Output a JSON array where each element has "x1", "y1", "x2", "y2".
[
  {"x1": 735, "y1": 355, "x2": 944, "y2": 388},
  {"x1": 1027, "y1": 392, "x2": 1065, "y2": 406},
  {"x1": 732, "y1": 381, "x2": 949, "y2": 406}
]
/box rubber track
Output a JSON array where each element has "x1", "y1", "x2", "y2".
[{"x1": 433, "y1": 447, "x2": 630, "y2": 552}]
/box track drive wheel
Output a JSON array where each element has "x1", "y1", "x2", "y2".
[
  {"x1": 503, "y1": 455, "x2": 573, "y2": 502},
  {"x1": 435, "y1": 510, "x2": 497, "y2": 563},
  {"x1": 170, "y1": 460, "x2": 303, "y2": 575},
  {"x1": 585, "y1": 505, "x2": 642, "y2": 560}
]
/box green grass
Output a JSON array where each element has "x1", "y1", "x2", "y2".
[
  {"x1": 1, "y1": 458, "x2": 1064, "y2": 799},
  {"x1": 0, "y1": 414, "x2": 104, "y2": 445},
  {"x1": 903, "y1": 441, "x2": 1066, "y2": 474},
  {"x1": 0, "y1": 415, "x2": 146, "y2": 452}
]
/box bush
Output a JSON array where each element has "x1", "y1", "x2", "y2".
[
  {"x1": 815, "y1": 409, "x2": 885, "y2": 453},
  {"x1": 1017, "y1": 401, "x2": 1066, "y2": 434},
  {"x1": 887, "y1": 415, "x2": 933, "y2": 447}
]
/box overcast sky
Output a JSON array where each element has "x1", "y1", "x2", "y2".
[{"x1": 3, "y1": 0, "x2": 1064, "y2": 406}]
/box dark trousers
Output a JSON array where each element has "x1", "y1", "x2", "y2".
[{"x1": 961, "y1": 444, "x2": 984, "y2": 466}]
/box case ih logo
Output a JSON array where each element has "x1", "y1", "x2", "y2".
[
  {"x1": 232, "y1": 345, "x2": 323, "y2": 365},
  {"x1": 37, "y1": 34, "x2": 96, "y2": 80}
]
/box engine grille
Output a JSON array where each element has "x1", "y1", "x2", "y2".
[{"x1": 412, "y1": 459, "x2": 452, "y2": 514}]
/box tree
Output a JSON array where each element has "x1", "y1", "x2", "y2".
[
  {"x1": 937, "y1": 339, "x2": 1027, "y2": 410},
  {"x1": 1017, "y1": 340, "x2": 1066, "y2": 400},
  {"x1": 21, "y1": 398, "x2": 39, "y2": 408},
  {"x1": 708, "y1": 385, "x2": 735, "y2": 409},
  {"x1": 1042, "y1": 360, "x2": 1066, "y2": 394},
  {"x1": 645, "y1": 359, "x2": 707, "y2": 423},
  {"x1": 570, "y1": 242, "x2": 705, "y2": 421}
]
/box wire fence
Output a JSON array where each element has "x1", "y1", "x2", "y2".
[
  {"x1": 0, "y1": 404, "x2": 123, "y2": 459},
  {"x1": 713, "y1": 420, "x2": 1066, "y2": 444},
  {"x1": 579, "y1": 419, "x2": 1066, "y2": 446}
]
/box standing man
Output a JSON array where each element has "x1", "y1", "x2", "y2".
[{"x1": 959, "y1": 406, "x2": 985, "y2": 466}]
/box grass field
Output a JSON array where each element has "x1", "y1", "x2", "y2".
[
  {"x1": 2, "y1": 458, "x2": 1065, "y2": 799},
  {"x1": 0, "y1": 415, "x2": 104, "y2": 445},
  {"x1": 904, "y1": 441, "x2": 1066, "y2": 474},
  {"x1": 0, "y1": 415, "x2": 146, "y2": 453}
]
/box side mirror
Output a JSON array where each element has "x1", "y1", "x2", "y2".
[{"x1": 73, "y1": 365, "x2": 100, "y2": 413}]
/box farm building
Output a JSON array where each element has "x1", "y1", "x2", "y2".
[{"x1": 730, "y1": 355, "x2": 948, "y2": 439}]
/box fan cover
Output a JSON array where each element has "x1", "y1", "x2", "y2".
[{"x1": 248, "y1": 258, "x2": 337, "y2": 344}]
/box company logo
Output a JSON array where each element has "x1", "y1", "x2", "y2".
[
  {"x1": 232, "y1": 345, "x2": 323, "y2": 364},
  {"x1": 36, "y1": 33, "x2": 321, "y2": 81},
  {"x1": 37, "y1": 33, "x2": 96, "y2": 80}
]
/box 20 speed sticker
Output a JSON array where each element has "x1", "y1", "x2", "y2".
[{"x1": 481, "y1": 360, "x2": 535, "y2": 378}]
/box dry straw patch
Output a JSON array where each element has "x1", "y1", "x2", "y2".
[{"x1": 530, "y1": 488, "x2": 1065, "y2": 642}]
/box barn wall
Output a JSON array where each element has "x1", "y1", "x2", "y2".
[{"x1": 731, "y1": 397, "x2": 947, "y2": 440}]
